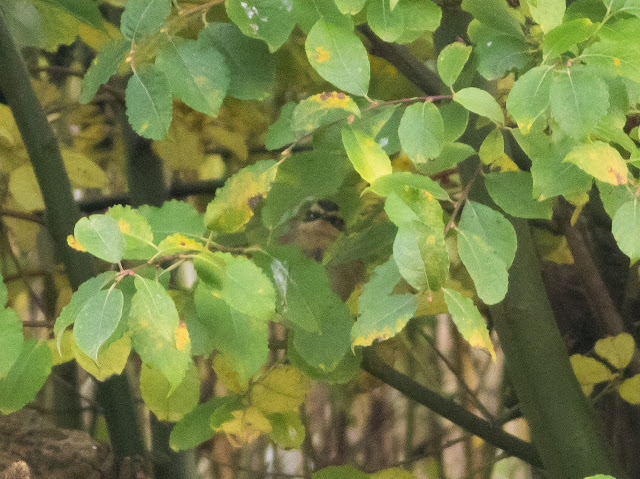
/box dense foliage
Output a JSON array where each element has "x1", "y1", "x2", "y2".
[{"x1": 0, "y1": 0, "x2": 640, "y2": 478}]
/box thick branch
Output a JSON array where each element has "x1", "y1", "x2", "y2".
[
  {"x1": 357, "y1": 24, "x2": 443, "y2": 96},
  {"x1": 361, "y1": 349, "x2": 543, "y2": 468}
]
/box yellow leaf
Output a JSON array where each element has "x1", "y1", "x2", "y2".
[
  {"x1": 371, "y1": 469, "x2": 418, "y2": 479},
  {"x1": 153, "y1": 117, "x2": 205, "y2": 170},
  {"x1": 213, "y1": 354, "x2": 249, "y2": 394},
  {"x1": 570, "y1": 354, "x2": 615, "y2": 387},
  {"x1": 62, "y1": 149, "x2": 108, "y2": 188},
  {"x1": 532, "y1": 229, "x2": 574, "y2": 264},
  {"x1": 619, "y1": 374, "x2": 640, "y2": 404},
  {"x1": 220, "y1": 407, "x2": 272, "y2": 447},
  {"x1": 250, "y1": 365, "x2": 310, "y2": 415},
  {"x1": 78, "y1": 21, "x2": 121, "y2": 50},
  {"x1": 9, "y1": 164, "x2": 44, "y2": 211},
  {"x1": 74, "y1": 335, "x2": 132, "y2": 381},
  {"x1": 595, "y1": 333, "x2": 636, "y2": 370}
]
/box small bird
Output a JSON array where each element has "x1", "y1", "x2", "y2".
[{"x1": 280, "y1": 199, "x2": 345, "y2": 262}]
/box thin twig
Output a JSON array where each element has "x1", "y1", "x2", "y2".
[
  {"x1": 418, "y1": 328, "x2": 496, "y2": 423},
  {"x1": 443, "y1": 164, "x2": 482, "y2": 236},
  {"x1": 0, "y1": 209, "x2": 46, "y2": 224}
]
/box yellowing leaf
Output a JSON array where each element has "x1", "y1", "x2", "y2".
[
  {"x1": 443, "y1": 288, "x2": 496, "y2": 361},
  {"x1": 62, "y1": 150, "x2": 109, "y2": 188},
  {"x1": 342, "y1": 127, "x2": 392, "y2": 184},
  {"x1": 250, "y1": 365, "x2": 310, "y2": 415},
  {"x1": 564, "y1": 141, "x2": 628, "y2": 186},
  {"x1": 594, "y1": 333, "x2": 636, "y2": 370},
  {"x1": 268, "y1": 412, "x2": 305, "y2": 449},
  {"x1": 157, "y1": 233, "x2": 206, "y2": 255},
  {"x1": 212, "y1": 354, "x2": 249, "y2": 394},
  {"x1": 570, "y1": 354, "x2": 615, "y2": 387},
  {"x1": 47, "y1": 330, "x2": 74, "y2": 366},
  {"x1": 205, "y1": 160, "x2": 277, "y2": 233},
  {"x1": 140, "y1": 362, "x2": 200, "y2": 422},
  {"x1": 619, "y1": 374, "x2": 640, "y2": 404},
  {"x1": 219, "y1": 407, "x2": 272, "y2": 447},
  {"x1": 73, "y1": 334, "x2": 131, "y2": 381},
  {"x1": 78, "y1": 20, "x2": 122, "y2": 50}
]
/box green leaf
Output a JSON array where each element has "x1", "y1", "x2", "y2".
[
  {"x1": 199, "y1": 22, "x2": 276, "y2": 101},
  {"x1": 512, "y1": 131, "x2": 593, "y2": 199},
  {"x1": 392, "y1": 0, "x2": 441, "y2": 43},
  {"x1": 74, "y1": 215, "x2": 125, "y2": 263},
  {"x1": 292, "y1": 92, "x2": 360, "y2": 135},
  {"x1": 205, "y1": 160, "x2": 277, "y2": 233},
  {"x1": 155, "y1": 38, "x2": 230, "y2": 117},
  {"x1": 369, "y1": 172, "x2": 449, "y2": 201},
  {"x1": 194, "y1": 281, "x2": 269, "y2": 380},
  {"x1": 582, "y1": 29, "x2": 640, "y2": 80},
  {"x1": 342, "y1": 127, "x2": 392, "y2": 183},
  {"x1": 485, "y1": 171, "x2": 553, "y2": 219},
  {"x1": 351, "y1": 257, "x2": 417, "y2": 348},
  {"x1": 0, "y1": 309, "x2": 23, "y2": 379},
  {"x1": 506, "y1": 65, "x2": 553, "y2": 133},
  {"x1": 393, "y1": 221, "x2": 449, "y2": 292},
  {"x1": 526, "y1": 0, "x2": 565, "y2": 32},
  {"x1": 542, "y1": 18, "x2": 596, "y2": 61},
  {"x1": 367, "y1": 0, "x2": 404, "y2": 42},
  {"x1": 73, "y1": 288, "x2": 124, "y2": 361},
  {"x1": 606, "y1": 0, "x2": 640, "y2": 18},
  {"x1": 261, "y1": 150, "x2": 352, "y2": 229},
  {"x1": 597, "y1": 180, "x2": 635, "y2": 219},
  {"x1": 467, "y1": 20, "x2": 532, "y2": 81},
  {"x1": 334, "y1": 0, "x2": 367, "y2": 14},
  {"x1": 440, "y1": 102, "x2": 469, "y2": 143},
  {"x1": 612, "y1": 199, "x2": 640, "y2": 264},
  {"x1": 418, "y1": 142, "x2": 475, "y2": 176},
  {"x1": 120, "y1": 0, "x2": 171, "y2": 41},
  {"x1": 549, "y1": 66, "x2": 609, "y2": 139},
  {"x1": 437, "y1": 43, "x2": 472, "y2": 87},
  {"x1": 0, "y1": 272, "x2": 6, "y2": 308},
  {"x1": 194, "y1": 252, "x2": 276, "y2": 322},
  {"x1": 564, "y1": 141, "x2": 628, "y2": 185},
  {"x1": 453, "y1": 87, "x2": 504, "y2": 125},
  {"x1": 39, "y1": 0, "x2": 104, "y2": 29},
  {"x1": 305, "y1": 19, "x2": 370, "y2": 97},
  {"x1": 292, "y1": 0, "x2": 354, "y2": 32},
  {"x1": 54, "y1": 272, "x2": 118, "y2": 351},
  {"x1": 106, "y1": 205, "x2": 157, "y2": 260},
  {"x1": 170, "y1": 398, "x2": 232, "y2": 451},
  {"x1": 226, "y1": 0, "x2": 295, "y2": 52},
  {"x1": 140, "y1": 363, "x2": 200, "y2": 422},
  {"x1": 457, "y1": 201, "x2": 517, "y2": 304},
  {"x1": 265, "y1": 102, "x2": 297, "y2": 150},
  {"x1": 125, "y1": 65, "x2": 173, "y2": 140},
  {"x1": 384, "y1": 187, "x2": 445, "y2": 228},
  {"x1": 443, "y1": 288, "x2": 496, "y2": 360},
  {"x1": 79, "y1": 38, "x2": 130, "y2": 104},
  {"x1": 130, "y1": 276, "x2": 191, "y2": 389},
  {"x1": 138, "y1": 200, "x2": 205, "y2": 243},
  {"x1": 398, "y1": 102, "x2": 445, "y2": 164},
  {"x1": 478, "y1": 128, "x2": 505, "y2": 165},
  {"x1": 259, "y1": 248, "x2": 351, "y2": 371},
  {"x1": 351, "y1": 104, "x2": 403, "y2": 154},
  {"x1": 462, "y1": 0, "x2": 524, "y2": 38},
  {"x1": 0, "y1": 339, "x2": 52, "y2": 414},
  {"x1": 268, "y1": 412, "x2": 305, "y2": 449}
]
